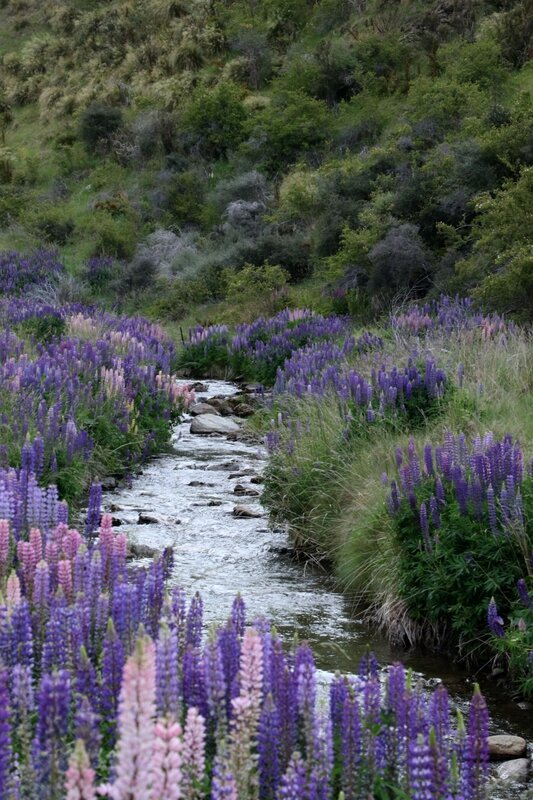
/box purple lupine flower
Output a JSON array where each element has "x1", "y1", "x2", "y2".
[
  {"x1": 461, "y1": 685, "x2": 489, "y2": 800},
  {"x1": 100, "y1": 619, "x2": 124, "y2": 739},
  {"x1": 517, "y1": 579, "x2": 532, "y2": 609},
  {"x1": 33, "y1": 670, "x2": 71, "y2": 793},
  {"x1": 341, "y1": 688, "x2": 362, "y2": 798},
  {"x1": 408, "y1": 733, "x2": 434, "y2": 799},
  {"x1": 487, "y1": 598, "x2": 505, "y2": 637},
  {"x1": 156, "y1": 622, "x2": 180, "y2": 720},
  {"x1": 186, "y1": 592, "x2": 203, "y2": 649},
  {"x1": 278, "y1": 752, "x2": 308, "y2": 800},
  {"x1": 258, "y1": 693, "x2": 281, "y2": 799},
  {"x1": 85, "y1": 484, "x2": 102, "y2": 537}
]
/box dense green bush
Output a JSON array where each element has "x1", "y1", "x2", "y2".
[
  {"x1": 182, "y1": 83, "x2": 247, "y2": 159},
  {"x1": 251, "y1": 91, "x2": 332, "y2": 173},
  {"x1": 79, "y1": 104, "x2": 123, "y2": 153}
]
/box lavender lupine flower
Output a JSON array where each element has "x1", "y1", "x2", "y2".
[
  {"x1": 186, "y1": 593, "x2": 203, "y2": 650},
  {"x1": 487, "y1": 598, "x2": 505, "y2": 637},
  {"x1": 211, "y1": 756, "x2": 238, "y2": 800},
  {"x1": 0, "y1": 667, "x2": 11, "y2": 798}
]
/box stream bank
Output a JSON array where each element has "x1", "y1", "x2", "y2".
[{"x1": 103, "y1": 379, "x2": 533, "y2": 797}]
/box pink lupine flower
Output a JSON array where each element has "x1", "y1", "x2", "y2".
[
  {"x1": 182, "y1": 707, "x2": 206, "y2": 800},
  {"x1": 45, "y1": 541, "x2": 60, "y2": 567},
  {"x1": 65, "y1": 739, "x2": 96, "y2": 800},
  {"x1": 113, "y1": 533, "x2": 127, "y2": 561},
  {"x1": 6, "y1": 571, "x2": 21, "y2": 607},
  {"x1": 228, "y1": 628, "x2": 263, "y2": 799},
  {"x1": 99, "y1": 517, "x2": 114, "y2": 572},
  {"x1": 17, "y1": 540, "x2": 37, "y2": 587},
  {"x1": 29, "y1": 527, "x2": 43, "y2": 563},
  {"x1": 58, "y1": 560, "x2": 73, "y2": 600},
  {"x1": 149, "y1": 719, "x2": 183, "y2": 800},
  {"x1": 0, "y1": 520, "x2": 10, "y2": 572},
  {"x1": 105, "y1": 635, "x2": 156, "y2": 800},
  {"x1": 62, "y1": 529, "x2": 83, "y2": 559}
]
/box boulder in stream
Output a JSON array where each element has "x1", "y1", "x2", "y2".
[
  {"x1": 128, "y1": 542, "x2": 158, "y2": 559},
  {"x1": 234, "y1": 484, "x2": 260, "y2": 497},
  {"x1": 233, "y1": 505, "x2": 263, "y2": 518},
  {"x1": 190, "y1": 402, "x2": 220, "y2": 416},
  {"x1": 190, "y1": 415, "x2": 241, "y2": 435},
  {"x1": 488, "y1": 734, "x2": 528, "y2": 760},
  {"x1": 137, "y1": 512, "x2": 162, "y2": 525},
  {"x1": 495, "y1": 758, "x2": 530, "y2": 782}
]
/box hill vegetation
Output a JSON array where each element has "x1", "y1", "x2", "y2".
[{"x1": 0, "y1": 0, "x2": 531, "y2": 324}]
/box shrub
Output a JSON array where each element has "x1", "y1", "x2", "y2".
[
  {"x1": 79, "y1": 104, "x2": 123, "y2": 153},
  {"x1": 387, "y1": 433, "x2": 532, "y2": 645},
  {"x1": 181, "y1": 82, "x2": 247, "y2": 159},
  {"x1": 165, "y1": 169, "x2": 206, "y2": 226},
  {"x1": 250, "y1": 91, "x2": 331, "y2": 174},
  {"x1": 368, "y1": 224, "x2": 434, "y2": 297},
  {"x1": 223, "y1": 262, "x2": 289, "y2": 304}
]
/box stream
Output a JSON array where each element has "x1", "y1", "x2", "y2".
[{"x1": 104, "y1": 380, "x2": 533, "y2": 797}]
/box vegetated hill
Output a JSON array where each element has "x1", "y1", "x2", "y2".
[{"x1": 0, "y1": 0, "x2": 532, "y2": 323}]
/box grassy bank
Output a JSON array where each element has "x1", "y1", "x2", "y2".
[{"x1": 179, "y1": 299, "x2": 533, "y2": 692}]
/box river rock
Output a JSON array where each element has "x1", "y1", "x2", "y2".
[
  {"x1": 190, "y1": 402, "x2": 220, "y2": 416},
  {"x1": 234, "y1": 484, "x2": 260, "y2": 497},
  {"x1": 101, "y1": 476, "x2": 118, "y2": 490},
  {"x1": 188, "y1": 481, "x2": 216, "y2": 488},
  {"x1": 233, "y1": 505, "x2": 263, "y2": 518},
  {"x1": 229, "y1": 469, "x2": 256, "y2": 479},
  {"x1": 495, "y1": 758, "x2": 530, "y2": 782},
  {"x1": 488, "y1": 735, "x2": 528, "y2": 760},
  {"x1": 137, "y1": 512, "x2": 161, "y2": 525},
  {"x1": 190, "y1": 415, "x2": 241, "y2": 435},
  {"x1": 189, "y1": 382, "x2": 209, "y2": 392},
  {"x1": 250, "y1": 475, "x2": 264, "y2": 484},
  {"x1": 205, "y1": 397, "x2": 233, "y2": 416},
  {"x1": 128, "y1": 542, "x2": 158, "y2": 559}
]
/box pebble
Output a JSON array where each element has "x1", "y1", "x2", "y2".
[{"x1": 488, "y1": 734, "x2": 528, "y2": 760}]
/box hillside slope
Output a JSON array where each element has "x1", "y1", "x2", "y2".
[{"x1": 0, "y1": 0, "x2": 532, "y2": 322}]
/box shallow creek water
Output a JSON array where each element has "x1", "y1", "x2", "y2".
[{"x1": 104, "y1": 380, "x2": 533, "y2": 796}]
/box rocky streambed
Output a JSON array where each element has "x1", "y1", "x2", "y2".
[{"x1": 103, "y1": 380, "x2": 533, "y2": 798}]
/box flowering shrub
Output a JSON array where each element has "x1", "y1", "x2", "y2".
[
  {"x1": 391, "y1": 295, "x2": 511, "y2": 338},
  {"x1": 0, "y1": 487, "x2": 490, "y2": 800},
  {"x1": 386, "y1": 432, "x2": 533, "y2": 642},
  {"x1": 178, "y1": 310, "x2": 353, "y2": 385},
  {"x1": 0, "y1": 249, "x2": 65, "y2": 296},
  {"x1": 0, "y1": 298, "x2": 193, "y2": 502},
  {"x1": 488, "y1": 577, "x2": 533, "y2": 697}
]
